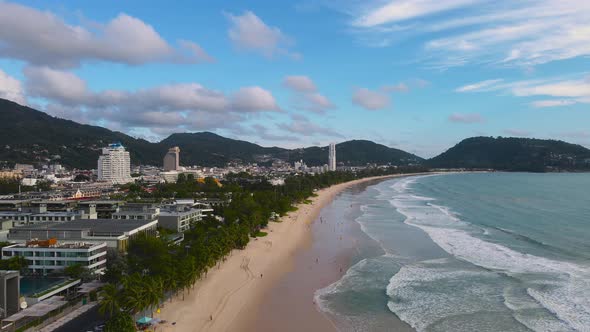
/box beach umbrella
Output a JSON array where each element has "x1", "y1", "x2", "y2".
[{"x1": 137, "y1": 316, "x2": 152, "y2": 324}]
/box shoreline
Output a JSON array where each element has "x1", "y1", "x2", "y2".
[{"x1": 158, "y1": 173, "x2": 427, "y2": 331}]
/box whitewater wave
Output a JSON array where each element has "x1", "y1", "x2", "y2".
[{"x1": 387, "y1": 176, "x2": 590, "y2": 332}]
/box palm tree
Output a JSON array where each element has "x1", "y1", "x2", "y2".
[{"x1": 99, "y1": 284, "x2": 121, "y2": 317}]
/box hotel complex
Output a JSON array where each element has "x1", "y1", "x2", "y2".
[
  {"x1": 2, "y1": 239, "x2": 107, "y2": 275},
  {"x1": 97, "y1": 143, "x2": 133, "y2": 184}
]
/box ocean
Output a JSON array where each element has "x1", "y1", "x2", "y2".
[{"x1": 315, "y1": 172, "x2": 590, "y2": 332}]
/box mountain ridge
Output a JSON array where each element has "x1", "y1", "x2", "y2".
[{"x1": 0, "y1": 98, "x2": 422, "y2": 168}]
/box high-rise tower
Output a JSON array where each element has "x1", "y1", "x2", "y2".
[
  {"x1": 163, "y1": 147, "x2": 180, "y2": 171},
  {"x1": 329, "y1": 143, "x2": 336, "y2": 171},
  {"x1": 97, "y1": 143, "x2": 133, "y2": 184}
]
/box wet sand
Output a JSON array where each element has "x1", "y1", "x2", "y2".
[
  {"x1": 158, "y1": 174, "x2": 426, "y2": 331},
  {"x1": 234, "y1": 178, "x2": 415, "y2": 332}
]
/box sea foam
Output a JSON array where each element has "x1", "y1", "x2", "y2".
[{"x1": 387, "y1": 176, "x2": 590, "y2": 332}]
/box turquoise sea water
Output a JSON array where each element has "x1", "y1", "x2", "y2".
[{"x1": 316, "y1": 173, "x2": 590, "y2": 332}]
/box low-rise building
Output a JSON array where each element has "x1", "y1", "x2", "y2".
[
  {"x1": 0, "y1": 219, "x2": 15, "y2": 241},
  {"x1": 6, "y1": 219, "x2": 158, "y2": 253},
  {"x1": 78, "y1": 200, "x2": 120, "y2": 219},
  {"x1": 0, "y1": 271, "x2": 19, "y2": 319},
  {"x1": 158, "y1": 200, "x2": 213, "y2": 233},
  {"x1": 2, "y1": 239, "x2": 107, "y2": 275},
  {"x1": 112, "y1": 203, "x2": 159, "y2": 221}
]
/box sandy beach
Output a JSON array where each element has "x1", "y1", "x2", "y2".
[{"x1": 158, "y1": 174, "x2": 423, "y2": 331}]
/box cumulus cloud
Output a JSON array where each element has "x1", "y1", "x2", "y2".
[
  {"x1": 0, "y1": 2, "x2": 212, "y2": 68},
  {"x1": 282, "y1": 75, "x2": 334, "y2": 113},
  {"x1": 230, "y1": 86, "x2": 280, "y2": 111},
  {"x1": 278, "y1": 114, "x2": 343, "y2": 138},
  {"x1": 352, "y1": 87, "x2": 390, "y2": 110},
  {"x1": 0, "y1": 69, "x2": 26, "y2": 104},
  {"x1": 448, "y1": 112, "x2": 484, "y2": 123},
  {"x1": 283, "y1": 75, "x2": 316, "y2": 92},
  {"x1": 24, "y1": 66, "x2": 89, "y2": 105},
  {"x1": 226, "y1": 11, "x2": 299, "y2": 59},
  {"x1": 21, "y1": 67, "x2": 282, "y2": 138}
]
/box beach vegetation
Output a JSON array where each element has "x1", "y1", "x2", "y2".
[{"x1": 99, "y1": 166, "x2": 427, "y2": 325}]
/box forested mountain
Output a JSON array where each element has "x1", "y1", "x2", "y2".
[
  {"x1": 0, "y1": 98, "x2": 423, "y2": 168},
  {"x1": 428, "y1": 136, "x2": 590, "y2": 171}
]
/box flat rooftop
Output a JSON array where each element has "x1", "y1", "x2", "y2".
[
  {"x1": 12, "y1": 219, "x2": 156, "y2": 233},
  {"x1": 5, "y1": 242, "x2": 103, "y2": 250},
  {"x1": 77, "y1": 200, "x2": 123, "y2": 205},
  {"x1": 0, "y1": 199, "x2": 32, "y2": 204}
]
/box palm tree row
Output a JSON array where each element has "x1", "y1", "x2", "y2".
[{"x1": 99, "y1": 166, "x2": 427, "y2": 329}]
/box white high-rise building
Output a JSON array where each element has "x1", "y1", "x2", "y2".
[
  {"x1": 97, "y1": 143, "x2": 133, "y2": 184},
  {"x1": 329, "y1": 143, "x2": 336, "y2": 171}
]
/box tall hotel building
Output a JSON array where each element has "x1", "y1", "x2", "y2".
[
  {"x1": 163, "y1": 146, "x2": 181, "y2": 171},
  {"x1": 97, "y1": 143, "x2": 133, "y2": 184},
  {"x1": 329, "y1": 143, "x2": 336, "y2": 171}
]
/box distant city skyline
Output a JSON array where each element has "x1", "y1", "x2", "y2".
[{"x1": 0, "y1": 1, "x2": 589, "y2": 157}]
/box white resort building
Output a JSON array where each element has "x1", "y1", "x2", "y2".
[{"x1": 97, "y1": 143, "x2": 133, "y2": 184}]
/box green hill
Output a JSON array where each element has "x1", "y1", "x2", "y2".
[
  {"x1": 0, "y1": 98, "x2": 423, "y2": 168},
  {"x1": 428, "y1": 136, "x2": 590, "y2": 171}
]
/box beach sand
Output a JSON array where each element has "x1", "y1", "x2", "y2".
[{"x1": 158, "y1": 174, "x2": 421, "y2": 331}]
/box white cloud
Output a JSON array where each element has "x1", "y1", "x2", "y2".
[
  {"x1": 24, "y1": 66, "x2": 89, "y2": 105},
  {"x1": 448, "y1": 112, "x2": 484, "y2": 123},
  {"x1": 230, "y1": 86, "x2": 280, "y2": 111},
  {"x1": 283, "y1": 75, "x2": 316, "y2": 92},
  {"x1": 278, "y1": 114, "x2": 343, "y2": 138},
  {"x1": 226, "y1": 11, "x2": 299, "y2": 59},
  {"x1": 456, "y1": 75, "x2": 590, "y2": 107},
  {"x1": 282, "y1": 75, "x2": 334, "y2": 113},
  {"x1": 512, "y1": 79, "x2": 590, "y2": 98},
  {"x1": 21, "y1": 68, "x2": 282, "y2": 137},
  {"x1": 353, "y1": 0, "x2": 480, "y2": 27},
  {"x1": 352, "y1": 87, "x2": 390, "y2": 110},
  {"x1": 382, "y1": 83, "x2": 409, "y2": 93},
  {"x1": 0, "y1": 2, "x2": 211, "y2": 68},
  {"x1": 456, "y1": 79, "x2": 503, "y2": 92},
  {"x1": 531, "y1": 100, "x2": 577, "y2": 108},
  {"x1": 345, "y1": 0, "x2": 590, "y2": 67},
  {"x1": 0, "y1": 69, "x2": 26, "y2": 104}
]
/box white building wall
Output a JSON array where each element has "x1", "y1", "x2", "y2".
[{"x1": 97, "y1": 144, "x2": 133, "y2": 184}]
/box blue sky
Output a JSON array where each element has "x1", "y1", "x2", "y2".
[{"x1": 0, "y1": 0, "x2": 589, "y2": 157}]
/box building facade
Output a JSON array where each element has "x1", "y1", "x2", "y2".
[
  {"x1": 6, "y1": 219, "x2": 158, "y2": 253},
  {"x1": 0, "y1": 271, "x2": 19, "y2": 319},
  {"x1": 163, "y1": 147, "x2": 180, "y2": 171},
  {"x1": 2, "y1": 240, "x2": 107, "y2": 275},
  {"x1": 97, "y1": 143, "x2": 133, "y2": 184},
  {"x1": 329, "y1": 143, "x2": 337, "y2": 171}
]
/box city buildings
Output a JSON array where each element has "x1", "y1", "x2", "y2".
[
  {"x1": 2, "y1": 239, "x2": 108, "y2": 275},
  {"x1": 0, "y1": 271, "x2": 19, "y2": 319},
  {"x1": 163, "y1": 147, "x2": 181, "y2": 171},
  {"x1": 329, "y1": 143, "x2": 337, "y2": 171},
  {"x1": 112, "y1": 203, "x2": 159, "y2": 221},
  {"x1": 158, "y1": 200, "x2": 212, "y2": 233},
  {"x1": 97, "y1": 143, "x2": 133, "y2": 184},
  {"x1": 6, "y1": 219, "x2": 158, "y2": 253}
]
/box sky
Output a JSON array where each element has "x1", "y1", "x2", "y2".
[{"x1": 0, "y1": 0, "x2": 589, "y2": 158}]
